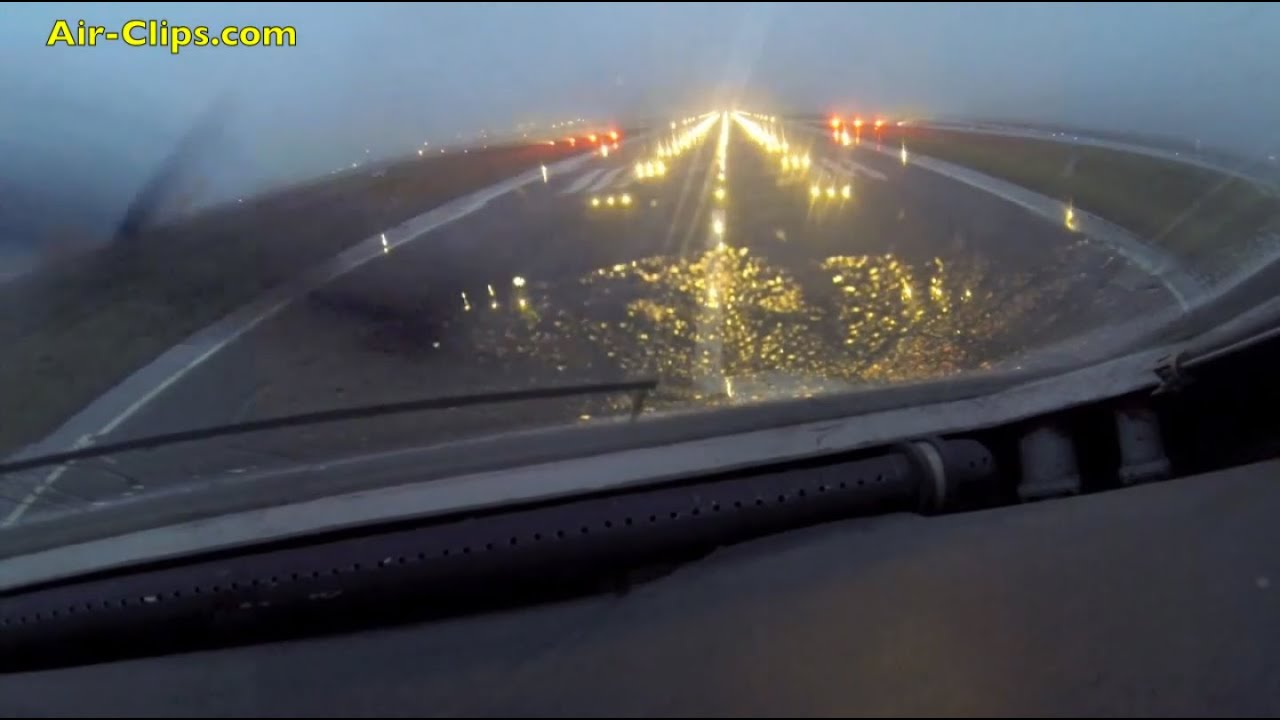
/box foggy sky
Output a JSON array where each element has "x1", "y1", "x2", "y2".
[{"x1": 2, "y1": 2, "x2": 1278, "y2": 263}]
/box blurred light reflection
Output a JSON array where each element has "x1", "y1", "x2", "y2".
[{"x1": 457, "y1": 247, "x2": 1074, "y2": 413}]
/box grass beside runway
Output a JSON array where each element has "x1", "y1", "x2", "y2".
[
  {"x1": 0, "y1": 142, "x2": 587, "y2": 454},
  {"x1": 882, "y1": 127, "x2": 1280, "y2": 280}
]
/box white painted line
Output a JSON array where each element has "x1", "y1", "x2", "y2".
[
  {"x1": 817, "y1": 157, "x2": 847, "y2": 177},
  {"x1": 0, "y1": 150, "x2": 601, "y2": 526},
  {"x1": 817, "y1": 156, "x2": 887, "y2": 182},
  {"x1": 559, "y1": 168, "x2": 605, "y2": 195},
  {"x1": 790, "y1": 121, "x2": 1201, "y2": 309},
  {"x1": 101, "y1": 308, "x2": 291, "y2": 438},
  {"x1": 919, "y1": 121, "x2": 1277, "y2": 192},
  {"x1": 859, "y1": 141, "x2": 1201, "y2": 310},
  {"x1": 585, "y1": 166, "x2": 626, "y2": 194},
  {"x1": 839, "y1": 158, "x2": 888, "y2": 181},
  {"x1": 2, "y1": 434, "x2": 92, "y2": 527}
]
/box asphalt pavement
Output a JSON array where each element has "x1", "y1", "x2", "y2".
[{"x1": 1, "y1": 114, "x2": 1174, "y2": 525}]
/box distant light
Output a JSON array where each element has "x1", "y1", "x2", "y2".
[
  {"x1": 417, "y1": 148, "x2": 423, "y2": 156},
  {"x1": 714, "y1": 186, "x2": 726, "y2": 201},
  {"x1": 830, "y1": 117, "x2": 841, "y2": 129},
  {"x1": 621, "y1": 193, "x2": 632, "y2": 206},
  {"x1": 826, "y1": 186, "x2": 836, "y2": 199},
  {"x1": 841, "y1": 184, "x2": 852, "y2": 199},
  {"x1": 712, "y1": 217, "x2": 725, "y2": 235},
  {"x1": 513, "y1": 275, "x2": 527, "y2": 288},
  {"x1": 609, "y1": 130, "x2": 619, "y2": 141},
  {"x1": 901, "y1": 145, "x2": 909, "y2": 165},
  {"x1": 588, "y1": 133, "x2": 598, "y2": 143},
  {"x1": 854, "y1": 118, "x2": 864, "y2": 128},
  {"x1": 541, "y1": 164, "x2": 548, "y2": 183},
  {"x1": 607, "y1": 195, "x2": 616, "y2": 206},
  {"x1": 591, "y1": 196, "x2": 600, "y2": 207},
  {"x1": 380, "y1": 233, "x2": 389, "y2": 254},
  {"x1": 600, "y1": 144, "x2": 609, "y2": 158},
  {"x1": 810, "y1": 184, "x2": 821, "y2": 198},
  {"x1": 518, "y1": 298, "x2": 528, "y2": 310}
]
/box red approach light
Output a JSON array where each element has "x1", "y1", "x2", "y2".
[
  {"x1": 830, "y1": 116, "x2": 842, "y2": 129},
  {"x1": 608, "y1": 130, "x2": 619, "y2": 141},
  {"x1": 588, "y1": 133, "x2": 598, "y2": 143}
]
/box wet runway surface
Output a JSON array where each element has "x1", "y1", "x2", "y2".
[{"x1": 2, "y1": 114, "x2": 1173, "y2": 523}]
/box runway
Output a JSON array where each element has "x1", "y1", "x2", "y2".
[{"x1": 0, "y1": 113, "x2": 1174, "y2": 524}]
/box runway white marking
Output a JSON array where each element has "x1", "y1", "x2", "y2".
[
  {"x1": 2, "y1": 434, "x2": 92, "y2": 526},
  {"x1": 559, "y1": 168, "x2": 606, "y2": 195},
  {"x1": 585, "y1": 166, "x2": 627, "y2": 194},
  {"x1": 839, "y1": 158, "x2": 888, "y2": 181},
  {"x1": 792, "y1": 123, "x2": 1201, "y2": 309},
  {"x1": 818, "y1": 156, "x2": 886, "y2": 181},
  {"x1": 0, "y1": 151, "x2": 604, "y2": 526},
  {"x1": 859, "y1": 141, "x2": 1200, "y2": 310}
]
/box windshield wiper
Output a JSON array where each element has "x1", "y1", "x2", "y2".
[{"x1": 0, "y1": 379, "x2": 657, "y2": 476}]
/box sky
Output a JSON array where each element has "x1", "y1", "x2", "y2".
[{"x1": 2, "y1": 2, "x2": 1278, "y2": 266}]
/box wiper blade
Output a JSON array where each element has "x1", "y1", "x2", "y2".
[{"x1": 0, "y1": 379, "x2": 657, "y2": 476}]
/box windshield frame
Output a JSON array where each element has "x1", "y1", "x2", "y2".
[{"x1": 0, "y1": 340, "x2": 1172, "y2": 593}]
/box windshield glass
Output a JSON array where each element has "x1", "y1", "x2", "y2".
[{"x1": 2, "y1": 3, "x2": 1278, "y2": 529}]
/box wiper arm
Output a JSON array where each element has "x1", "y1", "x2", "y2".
[{"x1": 0, "y1": 379, "x2": 657, "y2": 476}]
